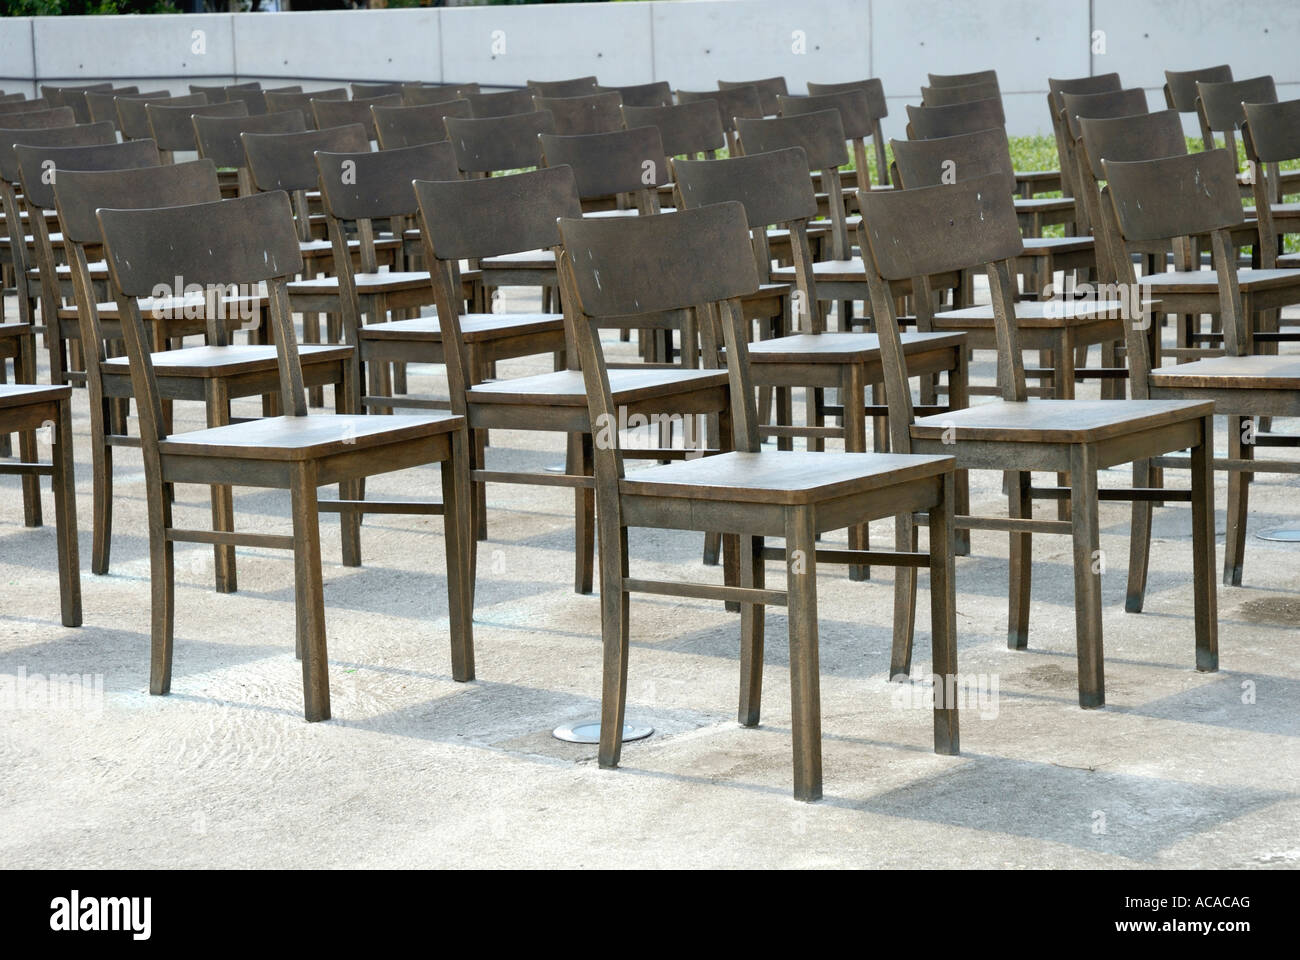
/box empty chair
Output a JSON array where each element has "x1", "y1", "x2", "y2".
[
  {"x1": 194, "y1": 108, "x2": 307, "y2": 195},
  {"x1": 118, "y1": 93, "x2": 206, "y2": 142},
  {"x1": 403, "y1": 82, "x2": 479, "y2": 106},
  {"x1": 807, "y1": 78, "x2": 891, "y2": 186},
  {"x1": 85, "y1": 87, "x2": 163, "y2": 128},
  {"x1": 95, "y1": 189, "x2": 474, "y2": 721},
  {"x1": 351, "y1": 81, "x2": 403, "y2": 99},
  {"x1": 927, "y1": 69, "x2": 998, "y2": 90},
  {"x1": 905, "y1": 97, "x2": 1005, "y2": 140},
  {"x1": 622, "y1": 100, "x2": 725, "y2": 159},
  {"x1": 147, "y1": 99, "x2": 248, "y2": 161},
  {"x1": 921, "y1": 79, "x2": 1000, "y2": 107},
  {"x1": 1163, "y1": 64, "x2": 1232, "y2": 142},
  {"x1": 556, "y1": 201, "x2": 960, "y2": 800},
  {"x1": 264, "y1": 87, "x2": 346, "y2": 127}
]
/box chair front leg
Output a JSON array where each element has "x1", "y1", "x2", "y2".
[
  {"x1": 290, "y1": 460, "x2": 330, "y2": 722},
  {"x1": 1069, "y1": 445, "x2": 1105, "y2": 708},
  {"x1": 784, "y1": 504, "x2": 822, "y2": 802}
]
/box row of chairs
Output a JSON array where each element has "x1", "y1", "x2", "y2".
[{"x1": 1, "y1": 67, "x2": 1295, "y2": 801}]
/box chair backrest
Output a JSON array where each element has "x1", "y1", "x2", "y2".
[
  {"x1": 372, "y1": 100, "x2": 471, "y2": 149},
  {"x1": 0, "y1": 98, "x2": 52, "y2": 116},
  {"x1": 1242, "y1": 98, "x2": 1300, "y2": 265},
  {"x1": 444, "y1": 110, "x2": 555, "y2": 174},
  {"x1": 242, "y1": 123, "x2": 371, "y2": 194},
  {"x1": 0, "y1": 120, "x2": 115, "y2": 184},
  {"x1": 858, "y1": 175, "x2": 1027, "y2": 428},
  {"x1": 533, "y1": 91, "x2": 624, "y2": 135},
  {"x1": 148, "y1": 99, "x2": 248, "y2": 154},
  {"x1": 18, "y1": 138, "x2": 159, "y2": 213},
  {"x1": 905, "y1": 98, "x2": 1005, "y2": 139},
  {"x1": 55, "y1": 160, "x2": 224, "y2": 382},
  {"x1": 118, "y1": 93, "x2": 205, "y2": 141},
  {"x1": 778, "y1": 88, "x2": 882, "y2": 188},
  {"x1": 674, "y1": 146, "x2": 822, "y2": 324},
  {"x1": 312, "y1": 94, "x2": 401, "y2": 140},
  {"x1": 351, "y1": 81, "x2": 403, "y2": 99},
  {"x1": 315, "y1": 140, "x2": 460, "y2": 223},
  {"x1": 539, "y1": 126, "x2": 669, "y2": 204},
  {"x1": 528, "y1": 76, "x2": 599, "y2": 99},
  {"x1": 1164, "y1": 64, "x2": 1232, "y2": 112},
  {"x1": 928, "y1": 69, "x2": 999, "y2": 90},
  {"x1": 189, "y1": 80, "x2": 260, "y2": 102},
  {"x1": 599, "y1": 81, "x2": 672, "y2": 108},
  {"x1": 674, "y1": 86, "x2": 762, "y2": 153},
  {"x1": 0, "y1": 109, "x2": 77, "y2": 142},
  {"x1": 558, "y1": 203, "x2": 763, "y2": 475},
  {"x1": 225, "y1": 86, "x2": 273, "y2": 117},
  {"x1": 194, "y1": 109, "x2": 307, "y2": 169},
  {"x1": 921, "y1": 80, "x2": 1000, "y2": 107},
  {"x1": 465, "y1": 88, "x2": 537, "y2": 118},
  {"x1": 1045, "y1": 73, "x2": 1122, "y2": 199},
  {"x1": 718, "y1": 76, "x2": 788, "y2": 116},
  {"x1": 414, "y1": 165, "x2": 583, "y2": 412},
  {"x1": 98, "y1": 190, "x2": 309, "y2": 445},
  {"x1": 1105, "y1": 149, "x2": 1250, "y2": 370},
  {"x1": 891, "y1": 127, "x2": 1017, "y2": 197},
  {"x1": 403, "y1": 82, "x2": 480, "y2": 106},
  {"x1": 736, "y1": 109, "x2": 850, "y2": 256},
  {"x1": 86, "y1": 88, "x2": 162, "y2": 127},
  {"x1": 1059, "y1": 86, "x2": 1149, "y2": 140},
  {"x1": 1196, "y1": 75, "x2": 1277, "y2": 136},
  {"x1": 43, "y1": 82, "x2": 113, "y2": 122},
  {"x1": 264, "y1": 87, "x2": 346, "y2": 126},
  {"x1": 807, "y1": 78, "x2": 888, "y2": 115},
  {"x1": 621, "y1": 101, "x2": 725, "y2": 158}
]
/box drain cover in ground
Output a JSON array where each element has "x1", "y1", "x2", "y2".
[{"x1": 553, "y1": 722, "x2": 653, "y2": 744}]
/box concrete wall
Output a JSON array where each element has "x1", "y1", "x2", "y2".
[{"x1": 0, "y1": 0, "x2": 1297, "y2": 139}]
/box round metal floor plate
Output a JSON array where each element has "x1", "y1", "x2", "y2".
[
  {"x1": 1257, "y1": 529, "x2": 1300, "y2": 543},
  {"x1": 552, "y1": 721, "x2": 654, "y2": 744}
]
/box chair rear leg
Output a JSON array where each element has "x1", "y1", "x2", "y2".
[
  {"x1": 738, "y1": 535, "x2": 765, "y2": 726},
  {"x1": 290, "y1": 461, "x2": 330, "y2": 722}
]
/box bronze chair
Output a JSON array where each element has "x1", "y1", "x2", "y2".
[
  {"x1": 556, "y1": 201, "x2": 959, "y2": 801},
  {"x1": 1103, "y1": 147, "x2": 1300, "y2": 588},
  {"x1": 857, "y1": 175, "x2": 1218, "y2": 706},
  {"x1": 415, "y1": 165, "x2": 733, "y2": 596},
  {"x1": 95, "y1": 189, "x2": 473, "y2": 721}
]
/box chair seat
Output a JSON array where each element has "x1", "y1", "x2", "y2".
[
  {"x1": 298, "y1": 237, "x2": 402, "y2": 258},
  {"x1": 160, "y1": 412, "x2": 463, "y2": 461},
  {"x1": 619, "y1": 450, "x2": 953, "y2": 505},
  {"x1": 582, "y1": 207, "x2": 678, "y2": 219},
  {"x1": 1243, "y1": 202, "x2": 1300, "y2": 221},
  {"x1": 359, "y1": 312, "x2": 564, "y2": 343},
  {"x1": 1021, "y1": 236, "x2": 1094, "y2": 256},
  {"x1": 479, "y1": 249, "x2": 555, "y2": 270},
  {"x1": 101, "y1": 344, "x2": 352, "y2": 378},
  {"x1": 467, "y1": 367, "x2": 728, "y2": 407},
  {"x1": 287, "y1": 270, "x2": 432, "y2": 295},
  {"x1": 1149, "y1": 354, "x2": 1300, "y2": 390},
  {"x1": 746, "y1": 331, "x2": 964, "y2": 362},
  {"x1": 911, "y1": 398, "x2": 1213, "y2": 443},
  {"x1": 1138, "y1": 267, "x2": 1300, "y2": 294},
  {"x1": 932, "y1": 299, "x2": 1137, "y2": 329},
  {"x1": 0, "y1": 321, "x2": 32, "y2": 338},
  {"x1": 0, "y1": 382, "x2": 70, "y2": 409},
  {"x1": 1015, "y1": 197, "x2": 1074, "y2": 214},
  {"x1": 771, "y1": 258, "x2": 866, "y2": 283}
]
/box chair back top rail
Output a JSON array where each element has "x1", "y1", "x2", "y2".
[{"x1": 905, "y1": 97, "x2": 1005, "y2": 139}]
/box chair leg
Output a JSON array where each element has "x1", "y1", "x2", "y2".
[
  {"x1": 1191, "y1": 414, "x2": 1219, "y2": 672},
  {"x1": 597, "y1": 523, "x2": 631, "y2": 771},
  {"x1": 290, "y1": 461, "x2": 330, "y2": 722},
  {"x1": 205, "y1": 380, "x2": 237, "y2": 593},
  {"x1": 1069, "y1": 445, "x2": 1105, "y2": 709},
  {"x1": 1008, "y1": 470, "x2": 1032, "y2": 649},
  {"x1": 929, "y1": 472, "x2": 959, "y2": 755},
  {"x1": 472, "y1": 428, "x2": 488, "y2": 542},
  {"x1": 442, "y1": 430, "x2": 475, "y2": 682},
  {"x1": 52, "y1": 399, "x2": 81, "y2": 628},
  {"x1": 335, "y1": 390, "x2": 363, "y2": 568},
  {"x1": 90, "y1": 396, "x2": 114, "y2": 575},
  {"x1": 1125, "y1": 459, "x2": 1154, "y2": 613},
  {"x1": 738, "y1": 535, "x2": 765, "y2": 726},
  {"x1": 147, "y1": 479, "x2": 176, "y2": 696},
  {"x1": 784, "y1": 505, "x2": 822, "y2": 802},
  {"x1": 571, "y1": 431, "x2": 594, "y2": 595},
  {"x1": 842, "y1": 364, "x2": 870, "y2": 581},
  {"x1": 889, "y1": 513, "x2": 919, "y2": 680},
  {"x1": 17, "y1": 419, "x2": 41, "y2": 528},
  {"x1": 1224, "y1": 416, "x2": 1251, "y2": 587}
]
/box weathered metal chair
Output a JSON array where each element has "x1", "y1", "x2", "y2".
[
  {"x1": 95, "y1": 189, "x2": 474, "y2": 720},
  {"x1": 556, "y1": 201, "x2": 959, "y2": 801}
]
